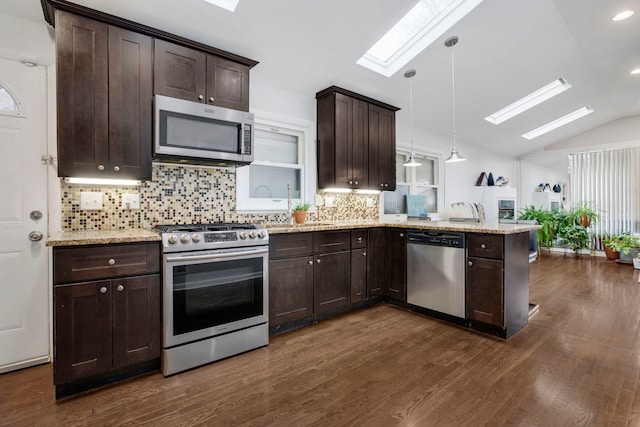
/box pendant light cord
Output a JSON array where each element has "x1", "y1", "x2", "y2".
[
  {"x1": 451, "y1": 42, "x2": 456, "y2": 151},
  {"x1": 409, "y1": 76, "x2": 415, "y2": 153}
]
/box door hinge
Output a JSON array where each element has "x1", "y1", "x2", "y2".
[{"x1": 41, "y1": 155, "x2": 56, "y2": 165}]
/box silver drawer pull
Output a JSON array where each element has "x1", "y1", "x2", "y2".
[
  {"x1": 99, "y1": 286, "x2": 107, "y2": 294},
  {"x1": 108, "y1": 258, "x2": 116, "y2": 265},
  {"x1": 308, "y1": 260, "x2": 313, "y2": 265},
  {"x1": 316, "y1": 259, "x2": 321, "y2": 263},
  {"x1": 117, "y1": 285, "x2": 124, "y2": 292},
  {"x1": 357, "y1": 237, "x2": 363, "y2": 242},
  {"x1": 480, "y1": 244, "x2": 487, "y2": 249},
  {"x1": 98, "y1": 164, "x2": 105, "y2": 171},
  {"x1": 198, "y1": 94, "x2": 204, "y2": 100},
  {"x1": 468, "y1": 261, "x2": 473, "y2": 266},
  {"x1": 362, "y1": 252, "x2": 367, "y2": 256}
]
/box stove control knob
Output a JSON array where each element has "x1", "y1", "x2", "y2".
[
  {"x1": 167, "y1": 235, "x2": 178, "y2": 244},
  {"x1": 192, "y1": 234, "x2": 202, "y2": 243},
  {"x1": 239, "y1": 232, "x2": 248, "y2": 239},
  {"x1": 180, "y1": 234, "x2": 190, "y2": 244},
  {"x1": 249, "y1": 231, "x2": 257, "y2": 239},
  {"x1": 257, "y1": 230, "x2": 266, "y2": 239}
]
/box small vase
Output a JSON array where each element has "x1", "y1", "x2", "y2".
[{"x1": 293, "y1": 210, "x2": 307, "y2": 224}]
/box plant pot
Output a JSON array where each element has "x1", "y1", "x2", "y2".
[
  {"x1": 603, "y1": 246, "x2": 620, "y2": 260},
  {"x1": 578, "y1": 214, "x2": 590, "y2": 227},
  {"x1": 619, "y1": 248, "x2": 640, "y2": 263},
  {"x1": 293, "y1": 210, "x2": 307, "y2": 224}
]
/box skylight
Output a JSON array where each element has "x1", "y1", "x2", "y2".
[
  {"x1": 522, "y1": 106, "x2": 594, "y2": 140},
  {"x1": 485, "y1": 78, "x2": 572, "y2": 125},
  {"x1": 357, "y1": 0, "x2": 484, "y2": 77},
  {"x1": 202, "y1": 0, "x2": 239, "y2": 12}
]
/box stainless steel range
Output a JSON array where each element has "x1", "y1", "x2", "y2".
[{"x1": 155, "y1": 223, "x2": 269, "y2": 376}]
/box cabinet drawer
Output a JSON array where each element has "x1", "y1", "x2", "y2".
[
  {"x1": 467, "y1": 234, "x2": 503, "y2": 259},
  {"x1": 54, "y1": 243, "x2": 160, "y2": 285},
  {"x1": 351, "y1": 230, "x2": 367, "y2": 249},
  {"x1": 314, "y1": 231, "x2": 351, "y2": 254},
  {"x1": 269, "y1": 233, "x2": 314, "y2": 259}
]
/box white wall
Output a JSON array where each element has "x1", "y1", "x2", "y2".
[
  {"x1": 518, "y1": 159, "x2": 570, "y2": 210},
  {"x1": 0, "y1": 14, "x2": 54, "y2": 65}
]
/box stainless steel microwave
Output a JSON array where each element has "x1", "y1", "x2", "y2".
[{"x1": 154, "y1": 95, "x2": 254, "y2": 166}]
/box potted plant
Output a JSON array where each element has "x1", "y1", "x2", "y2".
[
  {"x1": 518, "y1": 205, "x2": 557, "y2": 249},
  {"x1": 293, "y1": 201, "x2": 310, "y2": 224},
  {"x1": 568, "y1": 202, "x2": 600, "y2": 227},
  {"x1": 605, "y1": 233, "x2": 640, "y2": 263},
  {"x1": 557, "y1": 223, "x2": 590, "y2": 256},
  {"x1": 601, "y1": 233, "x2": 620, "y2": 260}
]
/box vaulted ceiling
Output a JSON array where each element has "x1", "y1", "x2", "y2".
[{"x1": 3, "y1": 0, "x2": 640, "y2": 170}]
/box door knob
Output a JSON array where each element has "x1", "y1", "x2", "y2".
[{"x1": 28, "y1": 231, "x2": 43, "y2": 242}]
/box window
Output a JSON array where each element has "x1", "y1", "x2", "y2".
[
  {"x1": 396, "y1": 151, "x2": 442, "y2": 214},
  {"x1": 0, "y1": 83, "x2": 23, "y2": 117},
  {"x1": 236, "y1": 118, "x2": 312, "y2": 212}
]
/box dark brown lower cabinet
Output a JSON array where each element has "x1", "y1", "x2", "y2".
[
  {"x1": 466, "y1": 257, "x2": 504, "y2": 327},
  {"x1": 269, "y1": 256, "x2": 314, "y2": 326},
  {"x1": 351, "y1": 248, "x2": 368, "y2": 303},
  {"x1": 367, "y1": 228, "x2": 385, "y2": 297},
  {"x1": 54, "y1": 275, "x2": 160, "y2": 385},
  {"x1": 384, "y1": 228, "x2": 407, "y2": 301},
  {"x1": 314, "y1": 251, "x2": 351, "y2": 314}
]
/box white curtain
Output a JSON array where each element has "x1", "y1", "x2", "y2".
[{"x1": 569, "y1": 148, "x2": 640, "y2": 245}]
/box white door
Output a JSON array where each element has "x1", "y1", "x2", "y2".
[{"x1": 0, "y1": 58, "x2": 49, "y2": 373}]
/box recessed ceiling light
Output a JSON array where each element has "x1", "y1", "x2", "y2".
[
  {"x1": 485, "y1": 78, "x2": 572, "y2": 125},
  {"x1": 202, "y1": 0, "x2": 239, "y2": 12},
  {"x1": 356, "y1": 0, "x2": 484, "y2": 77},
  {"x1": 612, "y1": 10, "x2": 634, "y2": 21},
  {"x1": 631, "y1": 68, "x2": 640, "y2": 75},
  {"x1": 522, "y1": 106, "x2": 594, "y2": 140}
]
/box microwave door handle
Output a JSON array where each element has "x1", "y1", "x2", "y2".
[
  {"x1": 240, "y1": 122, "x2": 246, "y2": 155},
  {"x1": 165, "y1": 247, "x2": 268, "y2": 263}
]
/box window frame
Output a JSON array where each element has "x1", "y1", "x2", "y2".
[
  {"x1": 0, "y1": 80, "x2": 25, "y2": 118},
  {"x1": 236, "y1": 111, "x2": 316, "y2": 213},
  {"x1": 395, "y1": 148, "x2": 444, "y2": 214}
]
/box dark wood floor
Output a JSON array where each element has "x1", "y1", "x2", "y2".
[{"x1": 3, "y1": 252, "x2": 640, "y2": 426}]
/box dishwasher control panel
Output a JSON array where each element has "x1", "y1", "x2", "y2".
[{"x1": 407, "y1": 231, "x2": 465, "y2": 248}]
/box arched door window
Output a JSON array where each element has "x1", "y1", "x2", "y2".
[{"x1": 0, "y1": 82, "x2": 24, "y2": 117}]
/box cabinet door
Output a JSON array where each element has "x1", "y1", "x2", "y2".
[
  {"x1": 55, "y1": 11, "x2": 109, "y2": 178},
  {"x1": 333, "y1": 93, "x2": 353, "y2": 188},
  {"x1": 384, "y1": 229, "x2": 406, "y2": 300},
  {"x1": 154, "y1": 39, "x2": 206, "y2": 102},
  {"x1": 108, "y1": 27, "x2": 153, "y2": 180},
  {"x1": 269, "y1": 257, "x2": 314, "y2": 326},
  {"x1": 314, "y1": 251, "x2": 351, "y2": 314},
  {"x1": 351, "y1": 98, "x2": 369, "y2": 189},
  {"x1": 206, "y1": 55, "x2": 249, "y2": 111},
  {"x1": 112, "y1": 275, "x2": 161, "y2": 368},
  {"x1": 368, "y1": 105, "x2": 396, "y2": 191},
  {"x1": 351, "y1": 249, "x2": 367, "y2": 303},
  {"x1": 367, "y1": 228, "x2": 385, "y2": 297},
  {"x1": 54, "y1": 281, "x2": 112, "y2": 384},
  {"x1": 466, "y1": 257, "x2": 504, "y2": 327}
]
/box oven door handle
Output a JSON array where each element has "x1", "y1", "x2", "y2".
[{"x1": 165, "y1": 247, "x2": 268, "y2": 263}]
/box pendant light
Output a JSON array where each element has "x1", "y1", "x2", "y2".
[
  {"x1": 403, "y1": 69, "x2": 421, "y2": 167},
  {"x1": 444, "y1": 36, "x2": 466, "y2": 163}
]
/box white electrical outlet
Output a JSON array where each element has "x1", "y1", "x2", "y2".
[
  {"x1": 325, "y1": 196, "x2": 334, "y2": 207},
  {"x1": 80, "y1": 192, "x2": 103, "y2": 210},
  {"x1": 366, "y1": 197, "x2": 375, "y2": 208},
  {"x1": 122, "y1": 193, "x2": 141, "y2": 210}
]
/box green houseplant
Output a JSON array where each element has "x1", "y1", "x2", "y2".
[
  {"x1": 557, "y1": 223, "x2": 590, "y2": 256},
  {"x1": 568, "y1": 202, "x2": 600, "y2": 227},
  {"x1": 518, "y1": 205, "x2": 558, "y2": 249},
  {"x1": 293, "y1": 201, "x2": 310, "y2": 224},
  {"x1": 605, "y1": 233, "x2": 640, "y2": 263}
]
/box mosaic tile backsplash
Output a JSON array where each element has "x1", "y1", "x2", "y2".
[{"x1": 60, "y1": 163, "x2": 380, "y2": 231}]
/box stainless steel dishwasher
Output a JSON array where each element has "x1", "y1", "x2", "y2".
[{"x1": 407, "y1": 230, "x2": 466, "y2": 318}]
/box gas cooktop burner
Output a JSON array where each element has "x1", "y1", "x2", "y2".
[
  {"x1": 154, "y1": 223, "x2": 259, "y2": 233},
  {"x1": 154, "y1": 223, "x2": 268, "y2": 253}
]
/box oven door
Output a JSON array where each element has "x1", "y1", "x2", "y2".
[{"x1": 163, "y1": 246, "x2": 268, "y2": 348}]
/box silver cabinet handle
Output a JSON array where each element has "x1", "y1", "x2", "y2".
[
  {"x1": 98, "y1": 164, "x2": 105, "y2": 171},
  {"x1": 357, "y1": 237, "x2": 363, "y2": 242},
  {"x1": 198, "y1": 95, "x2": 204, "y2": 100},
  {"x1": 28, "y1": 231, "x2": 43, "y2": 241},
  {"x1": 316, "y1": 259, "x2": 321, "y2": 263},
  {"x1": 113, "y1": 165, "x2": 120, "y2": 172},
  {"x1": 468, "y1": 261, "x2": 473, "y2": 266},
  {"x1": 348, "y1": 180, "x2": 353, "y2": 185},
  {"x1": 308, "y1": 260, "x2": 313, "y2": 265},
  {"x1": 117, "y1": 285, "x2": 124, "y2": 292},
  {"x1": 354, "y1": 180, "x2": 359, "y2": 185},
  {"x1": 209, "y1": 97, "x2": 215, "y2": 102},
  {"x1": 380, "y1": 183, "x2": 384, "y2": 187},
  {"x1": 480, "y1": 244, "x2": 487, "y2": 249},
  {"x1": 100, "y1": 286, "x2": 108, "y2": 294},
  {"x1": 108, "y1": 258, "x2": 116, "y2": 265},
  {"x1": 384, "y1": 183, "x2": 389, "y2": 187},
  {"x1": 400, "y1": 233, "x2": 404, "y2": 237},
  {"x1": 362, "y1": 251, "x2": 367, "y2": 256}
]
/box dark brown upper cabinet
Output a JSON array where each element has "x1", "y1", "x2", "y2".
[
  {"x1": 56, "y1": 11, "x2": 152, "y2": 179},
  {"x1": 316, "y1": 86, "x2": 398, "y2": 191},
  {"x1": 155, "y1": 40, "x2": 250, "y2": 111}
]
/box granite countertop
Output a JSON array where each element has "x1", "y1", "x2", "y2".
[
  {"x1": 46, "y1": 229, "x2": 161, "y2": 247},
  {"x1": 263, "y1": 220, "x2": 539, "y2": 235}
]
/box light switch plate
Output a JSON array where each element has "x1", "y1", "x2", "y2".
[
  {"x1": 80, "y1": 192, "x2": 103, "y2": 210},
  {"x1": 366, "y1": 197, "x2": 375, "y2": 208},
  {"x1": 122, "y1": 193, "x2": 141, "y2": 210},
  {"x1": 325, "y1": 196, "x2": 334, "y2": 207}
]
